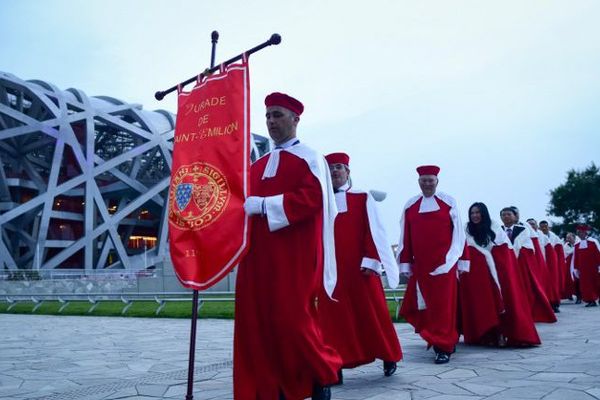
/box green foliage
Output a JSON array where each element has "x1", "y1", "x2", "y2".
[{"x1": 548, "y1": 163, "x2": 600, "y2": 235}]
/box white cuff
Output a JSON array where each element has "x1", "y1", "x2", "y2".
[
  {"x1": 457, "y1": 259, "x2": 470, "y2": 273},
  {"x1": 361, "y1": 257, "x2": 382, "y2": 274},
  {"x1": 398, "y1": 262, "x2": 412, "y2": 274},
  {"x1": 264, "y1": 194, "x2": 289, "y2": 232}
]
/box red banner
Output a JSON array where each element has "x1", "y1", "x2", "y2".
[{"x1": 168, "y1": 60, "x2": 250, "y2": 290}]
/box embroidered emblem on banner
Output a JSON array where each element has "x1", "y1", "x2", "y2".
[{"x1": 169, "y1": 162, "x2": 230, "y2": 231}]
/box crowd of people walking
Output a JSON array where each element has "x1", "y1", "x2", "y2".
[{"x1": 234, "y1": 92, "x2": 600, "y2": 400}]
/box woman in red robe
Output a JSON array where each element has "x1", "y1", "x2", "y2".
[{"x1": 459, "y1": 203, "x2": 540, "y2": 347}]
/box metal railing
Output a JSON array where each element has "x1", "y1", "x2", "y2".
[{"x1": 1, "y1": 289, "x2": 405, "y2": 317}]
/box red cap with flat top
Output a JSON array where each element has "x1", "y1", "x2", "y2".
[
  {"x1": 325, "y1": 152, "x2": 350, "y2": 166},
  {"x1": 264, "y1": 92, "x2": 304, "y2": 115},
  {"x1": 416, "y1": 165, "x2": 440, "y2": 176},
  {"x1": 576, "y1": 224, "x2": 591, "y2": 232}
]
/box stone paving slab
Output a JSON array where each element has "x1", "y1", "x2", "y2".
[{"x1": 1, "y1": 300, "x2": 599, "y2": 399}]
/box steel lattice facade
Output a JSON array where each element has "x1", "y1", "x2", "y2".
[{"x1": 0, "y1": 72, "x2": 269, "y2": 271}]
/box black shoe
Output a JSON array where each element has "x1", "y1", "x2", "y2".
[
  {"x1": 434, "y1": 352, "x2": 451, "y2": 364},
  {"x1": 311, "y1": 385, "x2": 331, "y2": 400},
  {"x1": 552, "y1": 305, "x2": 560, "y2": 313},
  {"x1": 585, "y1": 301, "x2": 598, "y2": 307},
  {"x1": 575, "y1": 298, "x2": 582, "y2": 304},
  {"x1": 383, "y1": 361, "x2": 397, "y2": 376}
]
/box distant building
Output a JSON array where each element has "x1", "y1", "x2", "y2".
[{"x1": 0, "y1": 72, "x2": 269, "y2": 272}]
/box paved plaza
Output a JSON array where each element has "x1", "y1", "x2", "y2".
[{"x1": 1, "y1": 301, "x2": 599, "y2": 400}]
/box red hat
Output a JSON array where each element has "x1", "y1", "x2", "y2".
[
  {"x1": 576, "y1": 224, "x2": 591, "y2": 232},
  {"x1": 416, "y1": 165, "x2": 440, "y2": 176},
  {"x1": 325, "y1": 152, "x2": 350, "y2": 166},
  {"x1": 264, "y1": 92, "x2": 304, "y2": 115}
]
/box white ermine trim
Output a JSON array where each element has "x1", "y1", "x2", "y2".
[
  {"x1": 286, "y1": 144, "x2": 338, "y2": 298},
  {"x1": 264, "y1": 194, "x2": 289, "y2": 232},
  {"x1": 399, "y1": 263, "x2": 412, "y2": 274},
  {"x1": 457, "y1": 259, "x2": 471, "y2": 273},
  {"x1": 430, "y1": 192, "x2": 466, "y2": 276},
  {"x1": 365, "y1": 192, "x2": 400, "y2": 288},
  {"x1": 361, "y1": 257, "x2": 382, "y2": 274},
  {"x1": 396, "y1": 195, "x2": 421, "y2": 263}
]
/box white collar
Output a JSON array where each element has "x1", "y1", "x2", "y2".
[
  {"x1": 273, "y1": 137, "x2": 299, "y2": 149},
  {"x1": 262, "y1": 138, "x2": 300, "y2": 179},
  {"x1": 335, "y1": 182, "x2": 350, "y2": 192},
  {"x1": 334, "y1": 182, "x2": 350, "y2": 213},
  {"x1": 418, "y1": 194, "x2": 440, "y2": 213}
]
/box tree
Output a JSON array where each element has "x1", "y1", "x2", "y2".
[{"x1": 548, "y1": 163, "x2": 600, "y2": 236}]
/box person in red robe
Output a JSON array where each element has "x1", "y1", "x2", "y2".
[
  {"x1": 397, "y1": 165, "x2": 469, "y2": 364},
  {"x1": 459, "y1": 202, "x2": 540, "y2": 347},
  {"x1": 527, "y1": 218, "x2": 561, "y2": 312},
  {"x1": 572, "y1": 224, "x2": 600, "y2": 307},
  {"x1": 318, "y1": 152, "x2": 402, "y2": 383},
  {"x1": 499, "y1": 208, "x2": 556, "y2": 323},
  {"x1": 234, "y1": 93, "x2": 342, "y2": 400},
  {"x1": 563, "y1": 232, "x2": 579, "y2": 302},
  {"x1": 540, "y1": 220, "x2": 567, "y2": 306}
]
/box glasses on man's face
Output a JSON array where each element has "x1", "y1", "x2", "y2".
[{"x1": 329, "y1": 164, "x2": 345, "y2": 172}]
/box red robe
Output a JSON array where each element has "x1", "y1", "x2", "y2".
[
  {"x1": 398, "y1": 193, "x2": 469, "y2": 353},
  {"x1": 573, "y1": 238, "x2": 600, "y2": 303},
  {"x1": 459, "y1": 242, "x2": 504, "y2": 345},
  {"x1": 459, "y1": 223, "x2": 540, "y2": 346},
  {"x1": 562, "y1": 245, "x2": 576, "y2": 299},
  {"x1": 510, "y1": 228, "x2": 556, "y2": 323},
  {"x1": 495, "y1": 245, "x2": 541, "y2": 345},
  {"x1": 319, "y1": 190, "x2": 402, "y2": 368},
  {"x1": 531, "y1": 236, "x2": 552, "y2": 302},
  {"x1": 542, "y1": 240, "x2": 561, "y2": 306},
  {"x1": 234, "y1": 147, "x2": 342, "y2": 400},
  {"x1": 549, "y1": 237, "x2": 568, "y2": 300}
]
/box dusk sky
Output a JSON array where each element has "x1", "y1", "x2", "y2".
[{"x1": 2, "y1": 0, "x2": 599, "y2": 241}]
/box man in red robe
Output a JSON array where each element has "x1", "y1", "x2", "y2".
[
  {"x1": 528, "y1": 218, "x2": 561, "y2": 313},
  {"x1": 234, "y1": 93, "x2": 342, "y2": 400},
  {"x1": 318, "y1": 152, "x2": 402, "y2": 383},
  {"x1": 500, "y1": 208, "x2": 556, "y2": 323},
  {"x1": 523, "y1": 219, "x2": 554, "y2": 311},
  {"x1": 563, "y1": 232, "x2": 579, "y2": 302},
  {"x1": 540, "y1": 220, "x2": 566, "y2": 308},
  {"x1": 572, "y1": 224, "x2": 600, "y2": 307},
  {"x1": 397, "y1": 165, "x2": 469, "y2": 364}
]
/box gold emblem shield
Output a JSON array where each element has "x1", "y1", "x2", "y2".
[{"x1": 169, "y1": 162, "x2": 231, "y2": 231}]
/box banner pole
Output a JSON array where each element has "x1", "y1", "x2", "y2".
[
  {"x1": 185, "y1": 290, "x2": 200, "y2": 400},
  {"x1": 184, "y1": 31, "x2": 220, "y2": 400},
  {"x1": 155, "y1": 33, "x2": 281, "y2": 100},
  {"x1": 210, "y1": 30, "x2": 219, "y2": 69}
]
